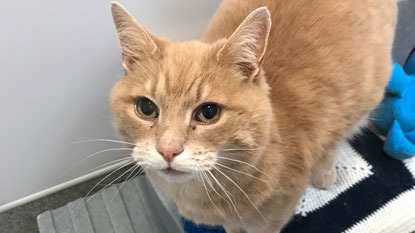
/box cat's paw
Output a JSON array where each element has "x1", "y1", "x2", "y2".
[
  {"x1": 311, "y1": 168, "x2": 336, "y2": 190},
  {"x1": 225, "y1": 227, "x2": 247, "y2": 233},
  {"x1": 228, "y1": 230, "x2": 247, "y2": 233}
]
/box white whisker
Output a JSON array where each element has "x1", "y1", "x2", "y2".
[
  {"x1": 109, "y1": 164, "x2": 141, "y2": 204},
  {"x1": 65, "y1": 148, "x2": 134, "y2": 174},
  {"x1": 206, "y1": 170, "x2": 246, "y2": 229},
  {"x1": 200, "y1": 170, "x2": 232, "y2": 209},
  {"x1": 76, "y1": 160, "x2": 136, "y2": 211},
  {"x1": 221, "y1": 147, "x2": 265, "y2": 152},
  {"x1": 69, "y1": 139, "x2": 136, "y2": 147},
  {"x1": 216, "y1": 156, "x2": 270, "y2": 178},
  {"x1": 213, "y1": 167, "x2": 268, "y2": 225},
  {"x1": 85, "y1": 157, "x2": 134, "y2": 173},
  {"x1": 85, "y1": 162, "x2": 140, "y2": 204},
  {"x1": 196, "y1": 170, "x2": 221, "y2": 214},
  {"x1": 138, "y1": 166, "x2": 147, "y2": 176},
  {"x1": 215, "y1": 163, "x2": 272, "y2": 188}
]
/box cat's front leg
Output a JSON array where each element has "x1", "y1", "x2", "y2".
[
  {"x1": 311, "y1": 145, "x2": 337, "y2": 190},
  {"x1": 224, "y1": 225, "x2": 247, "y2": 233}
]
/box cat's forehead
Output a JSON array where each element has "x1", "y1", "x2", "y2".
[
  {"x1": 150, "y1": 41, "x2": 224, "y2": 108},
  {"x1": 163, "y1": 41, "x2": 214, "y2": 74}
]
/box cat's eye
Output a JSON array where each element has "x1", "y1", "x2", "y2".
[
  {"x1": 135, "y1": 97, "x2": 159, "y2": 119},
  {"x1": 195, "y1": 103, "x2": 221, "y2": 124}
]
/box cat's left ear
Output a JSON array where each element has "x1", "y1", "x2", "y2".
[
  {"x1": 217, "y1": 7, "x2": 271, "y2": 81},
  {"x1": 111, "y1": 2, "x2": 163, "y2": 72}
]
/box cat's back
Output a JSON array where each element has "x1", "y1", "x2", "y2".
[
  {"x1": 203, "y1": 0, "x2": 396, "y2": 69},
  {"x1": 203, "y1": 0, "x2": 397, "y2": 139},
  {"x1": 203, "y1": 0, "x2": 396, "y2": 86}
]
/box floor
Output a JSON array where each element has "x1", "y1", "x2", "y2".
[
  {"x1": 1, "y1": 1, "x2": 414, "y2": 233},
  {"x1": 0, "y1": 165, "x2": 140, "y2": 233}
]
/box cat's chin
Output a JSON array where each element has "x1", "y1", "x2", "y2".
[{"x1": 155, "y1": 168, "x2": 194, "y2": 183}]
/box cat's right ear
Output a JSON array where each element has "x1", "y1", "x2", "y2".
[
  {"x1": 217, "y1": 7, "x2": 271, "y2": 81},
  {"x1": 111, "y1": 2, "x2": 162, "y2": 72}
]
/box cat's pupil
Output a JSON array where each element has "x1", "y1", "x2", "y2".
[
  {"x1": 202, "y1": 104, "x2": 218, "y2": 119},
  {"x1": 141, "y1": 99, "x2": 156, "y2": 115}
]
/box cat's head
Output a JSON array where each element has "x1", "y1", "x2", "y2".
[{"x1": 110, "y1": 2, "x2": 273, "y2": 183}]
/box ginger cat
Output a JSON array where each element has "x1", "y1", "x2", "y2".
[{"x1": 109, "y1": 0, "x2": 397, "y2": 232}]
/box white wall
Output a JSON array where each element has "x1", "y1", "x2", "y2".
[{"x1": 0, "y1": 0, "x2": 221, "y2": 208}]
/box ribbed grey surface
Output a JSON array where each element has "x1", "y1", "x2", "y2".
[{"x1": 37, "y1": 176, "x2": 183, "y2": 233}]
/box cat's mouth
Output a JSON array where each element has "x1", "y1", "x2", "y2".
[
  {"x1": 156, "y1": 166, "x2": 193, "y2": 183},
  {"x1": 161, "y1": 167, "x2": 188, "y2": 176}
]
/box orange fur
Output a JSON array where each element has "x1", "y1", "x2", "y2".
[{"x1": 109, "y1": 1, "x2": 397, "y2": 232}]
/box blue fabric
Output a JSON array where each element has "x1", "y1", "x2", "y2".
[
  {"x1": 407, "y1": 131, "x2": 415, "y2": 145},
  {"x1": 373, "y1": 63, "x2": 415, "y2": 160},
  {"x1": 404, "y1": 46, "x2": 415, "y2": 75},
  {"x1": 182, "y1": 217, "x2": 226, "y2": 233},
  {"x1": 384, "y1": 121, "x2": 415, "y2": 160},
  {"x1": 387, "y1": 63, "x2": 410, "y2": 97}
]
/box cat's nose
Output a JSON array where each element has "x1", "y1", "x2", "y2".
[{"x1": 156, "y1": 144, "x2": 183, "y2": 163}]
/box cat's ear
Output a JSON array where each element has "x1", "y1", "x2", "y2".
[
  {"x1": 217, "y1": 7, "x2": 271, "y2": 81},
  {"x1": 111, "y1": 2, "x2": 162, "y2": 71}
]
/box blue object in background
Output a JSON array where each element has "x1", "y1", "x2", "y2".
[
  {"x1": 404, "y1": 46, "x2": 415, "y2": 75},
  {"x1": 182, "y1": 217, "x2": 226, "y2": 233},
  {"x1": 373, "y1": 63, "x2": 415, "y2": 160}
]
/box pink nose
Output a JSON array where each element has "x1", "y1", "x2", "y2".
[{"x1": 157, "y1": 145, "x2": 183, "y2": 163}]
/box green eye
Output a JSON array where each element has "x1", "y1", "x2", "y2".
[
  {"x1": 135, "y1": 97, "x2": 159, "y2": 119},
  {"x1": 195, "y1": 103, "x2": 221, "y2": 124}
]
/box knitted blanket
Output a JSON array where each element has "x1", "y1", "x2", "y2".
[{"x1": 183, "y1": 129, "x2": 415, "y2": 233}]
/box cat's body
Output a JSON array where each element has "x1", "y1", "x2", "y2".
[{"x1": 109, "y1": 0, "x2": 397, "y2": 232}]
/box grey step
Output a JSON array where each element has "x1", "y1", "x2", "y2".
[{"x1": 37, "y1": 175, "x2": 184, "y2": 233}]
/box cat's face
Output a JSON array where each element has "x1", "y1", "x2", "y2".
[{"x1": 110, "y1": 3, "x2": 272, "y2": 183}]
